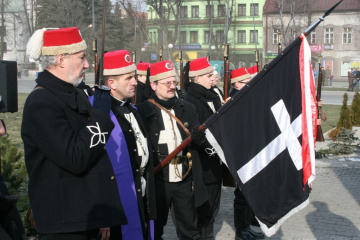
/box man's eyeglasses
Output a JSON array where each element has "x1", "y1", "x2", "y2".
[{"x1": 157, "y1": 81, "x2": 179, "y2": 88}]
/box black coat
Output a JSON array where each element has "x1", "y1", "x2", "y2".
[
  {"x1": 110, "y1": 99, "x2": 156, "y2": 225},
  {"x1": 184, "y1": 83, "x2": 222, "y2": 184},
  {"x1": 136, "y1": 99, "x2": 208, "y2": 207},
  {"x1": 21, "y1": 71, "x2": 127, "y2": 234}
]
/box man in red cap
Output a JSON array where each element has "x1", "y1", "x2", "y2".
[
  {"x1": 99, "y1": 50, "x2": 155, "y2": 240},
  {"x1": 230, "y1": 67, "x2": 265, "y2": 240},
  {"x1": 229, "y1": 67, "x2": 252, "y2": 97},
  {"x1": 135, "y1": 62, "x2": 151, "y2": 104},
  {"x1": 136, "y1": 60, "x2": 208, "y2": 240},
  {"x1": 183, "y1": 57, "x2": 222, "y2": 240},
  {"x1": 22, "y1": 27, "x2": 127, "y2": 239}
]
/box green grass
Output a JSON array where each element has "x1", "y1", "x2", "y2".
[
  {"x1": 0, "y1": 93, "x2": 28, "y2": 152},
  {"x1": 320, "y1": 104, "x2": 341, "y2": 133}
]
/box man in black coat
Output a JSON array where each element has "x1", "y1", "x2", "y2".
[
  {"x1": 136, "y1": 60, "x2": 208, "y2": 240},
  {"x1": 183, "y1": 57, "x2": 222, "y2": 240},
  {"x1": 134, "y1": 62, "x2": 151, "y2": 104},
  {"x1": 22, "y1": 27, "x2": 126, "y2": 239},
  {"x1": 101, "y1": 50, "x2": 156, "y2": 240}
]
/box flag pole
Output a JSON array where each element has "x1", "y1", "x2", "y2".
[{"x1": 153, "y1": 0, "x2": 344, "y2": 174}]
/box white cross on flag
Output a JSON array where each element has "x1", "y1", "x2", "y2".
[{"x1": 204, "y1": 34, "x2": 317, "y2": 237}]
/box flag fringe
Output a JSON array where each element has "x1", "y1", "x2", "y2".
[{"x1": 258, "y1": 198, "x2": 309, "y2": 237}]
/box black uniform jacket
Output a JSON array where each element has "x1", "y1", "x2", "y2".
[
  {"x1": 21, "y1": 70, "x2": 127, "y2": 234},
  {"x1": 185, "y1": 83, "x2": 223, "y2": 184},
  {"x1": 110, "y1": 99, "x2": 156, "y2": 225},
  {"x1": 136, "y1": 98, "x2": 208, "y2": 208},
  {"x1": 135, "y1": 81, "x2": 147, "y2": 104}
]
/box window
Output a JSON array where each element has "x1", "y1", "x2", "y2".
[
  {"x1": 273, "y1": 29, "x2": 279, "y2": 44},
  {"x1": 324, "y1": 28, "x2": 334, "y2": 44},
  {"x1": 238, "y1": 4, "x2": 246, "y2": 16},
  {"x1": 250, "y1": 30, "x2": 258, "y2": 43},
  {"x1": 218, "y1": 4, "x2": 226, "y2": 17},
  {"x1": 311, "y1": 32, "x2": 316, "y2": 44},
  {"x1": 237, "y1": 30, "x2": 246, "y2": 43},
  {"x1": 250, "y1": 3, "x2": 259, "y2": 16},
  {"x1": 181, "y1": 31, "x2": 186, "y2": 43},
  {"x1": 343, "y1": 27, "x2": 352, "y2": 44},
  {"x1": 206, "y1": 5, "x2": 211, "y2": 18},
  {"x1": 192, "y1": 6, "x2": 199, "y2": 18},
  {"x1": 180, "y1": 6, "x2": 187, "y2": 18},
  {"x1": 205, "y1": 31, "x2": 210, "y2": 43},
  {"x1": 216, "y1": 30, "x2": 224, "y2": 42},
  {"x1": 190, "y1": 31, "x2": 198, "y2": 43}
]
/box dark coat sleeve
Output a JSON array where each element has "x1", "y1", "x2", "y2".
[{"x1": 22, "y1": 89, "x2": 114, "y2": 175}]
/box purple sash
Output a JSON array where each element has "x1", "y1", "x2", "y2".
[{"x1": 89, "y1": 96, "x2": 143, "y2": 239}]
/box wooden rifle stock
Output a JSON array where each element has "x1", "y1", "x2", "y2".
[
  {"x1": 316, "y1": 60, "x2": 325, "y2": 142},
  {"x1": 131, "y1": 51, "x2": 137, "y2": 104},
  {"x1": 154, "y1": 125, "x2": 205, "y2": 174},
  {"x1": 223, "y1": 44, "x2": 230, "y2": 100},
  {"x1": 92, "y1": 38, "x2": 99, "y2": 86}
]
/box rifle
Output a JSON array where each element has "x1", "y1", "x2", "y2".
[
  {"x1": 223, "y1": 44, "x2": 230, "y2": 100},
  {"x1": 254, "y1": 49, "x2": 260, "y2": 73},
  {"x1": 278, "y1": 31, "x2": 282, "y2": 55},
  {"x1": 131, "y1": 51, "x2": 137, "y2": 104},
  {"x1": 159, "y1": 46, "x2": 163, "y2": 61},
  {"x1": 99, "y1": 0, "x2": 107, "y2": 86},
  {"x1": 91, "y1": 0, "x2": 99, "y2": 86},
  {"x1": 315, "y1": 56, "x2": 326, "y2": 141},
  {"x1": 179, "y1": 50, "x2": 184, "y2": 90}
]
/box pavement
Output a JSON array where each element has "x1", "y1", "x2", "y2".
[
  {"x1": 18, "y1": 73, "x2": 360, "y2": 239},
  {"x1": 162, "y1": 158, "x2": 360, "y2": 240}
]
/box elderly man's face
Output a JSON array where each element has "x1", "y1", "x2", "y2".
[
  {"x1": 65, "y1": 50, "x2": 89, "y2": 86},
  {"x1": 150, "y1": 76, "x2": 177, "y2": 101}
]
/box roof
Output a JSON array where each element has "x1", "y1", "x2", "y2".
[{"x1": 263, "y1": 0, "x2": 360, "y2": 14}]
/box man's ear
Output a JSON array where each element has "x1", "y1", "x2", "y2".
[
  {"x1": 107, "y1": 77, "x2": 116, "y2": 90},
  {"x1": 194, "y1": 75, "x2": 200, "y2": 84},
  {"x1": 150, "y1": 81, "x2": 157, "y2": 91},
  {"x1": 57, "y1": 54, "x2": 66, "y2": 68}
]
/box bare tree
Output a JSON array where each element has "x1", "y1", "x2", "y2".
[{"x1": 272, "y1": 0, "x2": 310, "y2": 47}]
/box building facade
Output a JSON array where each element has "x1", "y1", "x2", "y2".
[
  {"x1": 263, "y1": 0, "x2": 360, "y2": 82},
  {"x1": 147, "y1": 0, "x2": 266, "y2": 72}
]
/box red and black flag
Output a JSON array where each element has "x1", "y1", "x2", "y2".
[{"x1": 204, "y1": 35, "x2": 317, "y2": 236}]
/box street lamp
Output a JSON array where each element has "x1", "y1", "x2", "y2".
[
  {"x1": 140, "y1": 47, "x2": 145, "y2": 61},
  {"x1": 168, "y1": 43, "x2": 173, "y2": 61}
]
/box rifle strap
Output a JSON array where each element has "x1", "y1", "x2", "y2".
[{"x1": 147, "y1": 99, "x2": 191, "y2": 136}]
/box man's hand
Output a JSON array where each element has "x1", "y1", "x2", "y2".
[
  {"x1": 191, "y1": 124, "x2": 206, "y2": 145},
  {"x1": 99, "y1": 227, "x2": 110, "y2": 240},
  {"x1": 221, "y1": 97, "x2": 231, "y2": 105}
]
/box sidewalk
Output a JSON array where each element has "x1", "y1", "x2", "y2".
[
  {"x1": 163, "y1": 157, "x2": 360, "y2": 240},
  {"x1": 163, "y1": 135, "x2": 360, "y2": 240}
]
